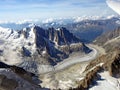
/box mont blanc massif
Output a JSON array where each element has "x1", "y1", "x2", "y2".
[{"x1": 0, "y1": 0, "x2": 120, "y2": 90}]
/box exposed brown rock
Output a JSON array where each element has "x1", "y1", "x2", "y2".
[
  {"x1": 68, "y1": 26, "x2": 120, "y2": 90},
  {"x1": 85, "y1": 50, "x2": 120, "y2": 77},
  {"x1": 71, "y1": 66, "x2": 102, "y2": 90},
  {"x1": 108, "y1": 53, "x2": 120, "y2": 77}
]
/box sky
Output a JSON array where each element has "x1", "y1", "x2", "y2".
[{"x1": 0, "y1": 0, "x2": 118, "y2": 21}]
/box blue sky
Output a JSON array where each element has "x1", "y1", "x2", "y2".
[{"x1": 0, "y1": 0, "x2": 118, "y2": 21}]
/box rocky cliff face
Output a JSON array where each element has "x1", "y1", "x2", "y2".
[
  {"x1": 17, "y1": 26, "x2": 91, "y2": 65},
  {"x1": 108, "y1": 52, "x2": 120, "y2": 77},
  {"x1": 32, "y1": 26, "x2": 81, "y2": 63},
  {"x1": 28, "y1": 26, "x2": 80, "y2": 47},
  {"x1": 71, "y1": 66, "x2": 102, "y2": 90},
  {"x1": 0, "y1": 26, "x2": 92, "y2": 74}
]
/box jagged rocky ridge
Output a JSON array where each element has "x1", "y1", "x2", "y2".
[
  {"x1": 0, "y1": 26, "x2": 91, "y2": 73},
  {"x1": 70, "y1": 66, "x2": 102, "y2": 90},
  {"x1": 1, "y1": 16, "x2": 120, "y2": 43}
]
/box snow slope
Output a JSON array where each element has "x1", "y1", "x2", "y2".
[
  {"x1": 0, "y1": 27, "x2": 36, "y2": 65},
  {"x1": 90, "y1": 71, "x2": 120, "y2": 90}
]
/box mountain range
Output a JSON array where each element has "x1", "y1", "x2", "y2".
[
  {"x1": 0, "y1": 26, "x2": 91, "y2": 73},
  {"x1": 0, "y1": 16, "x2": 120, "y2": 90},
  {"x1": 0, "y1": 16, "x2": 120, "y2": 43}
]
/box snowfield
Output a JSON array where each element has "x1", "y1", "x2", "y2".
[
  {"x1": 0, "y1": 26, "x2": 36, "y2": 65},
  {"x1": 90, "y1": 71, "x2": 120, "y2": 90}
]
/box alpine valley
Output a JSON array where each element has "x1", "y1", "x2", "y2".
[{"x1": 0, "y1": 14, "x2": 119, "y2": 90}]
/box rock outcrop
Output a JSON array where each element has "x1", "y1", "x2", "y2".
[
  {"x1": 33, "y1": 26, "x2": 80, "y2": 47},
  {"x1": 70, "y1": 66, "x2": 102, "y2": 90},
  {"x1": 108, "y1": 53, "x2": 120, "y2": 77},
  {"x1": 19, "y1": 26, "x2": 90, "y2": 64},
  {"x1": 85, "y1": 50, "x2": 120, "y2": 77}
]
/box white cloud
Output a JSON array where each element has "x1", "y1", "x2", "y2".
[{"x1": 0, "y1": 0, "x2": 117, "y2": 21}]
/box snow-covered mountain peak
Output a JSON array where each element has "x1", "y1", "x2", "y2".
[
  {"x1": 0, "y1": 26, "x2": 91, "y2": 67},
  {"x1": 0, "y1": 27, "x2": 14, "y2": 39},
  {"x1": 0, "y1": 26, "x2": 37, "y2": 65}
]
